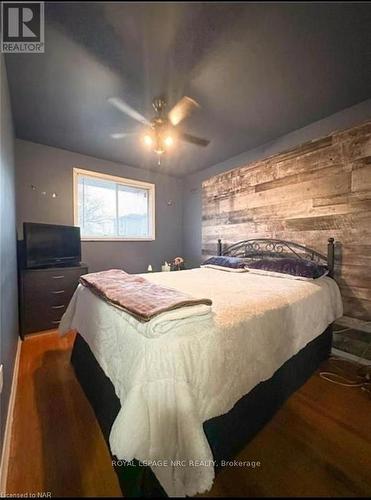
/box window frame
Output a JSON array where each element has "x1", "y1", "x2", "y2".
[{"x1": 73, "y1": 167, "x2": 156, "y2": 241}]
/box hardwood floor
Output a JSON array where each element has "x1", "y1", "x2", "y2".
[
  {"x1": 6, "y1": 331, "x2": 371, "y2": 497},
  {"x1": 7, "y1": 331, "x2": 121, "y2": 497}
]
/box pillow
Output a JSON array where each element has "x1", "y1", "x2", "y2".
[
  {"x1": 245, "y1": 258, "x2": 328, "y2": 280},
  {"x1": 202, "y1": 264, "x2": 248, "y2": 273},
  {"x1": 201, "y1": 255, "x2": 248, "y2": 272}
]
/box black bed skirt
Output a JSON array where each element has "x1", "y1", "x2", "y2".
[{"x1": 71, "y1": 326, "x2": 332, "y2": 497}]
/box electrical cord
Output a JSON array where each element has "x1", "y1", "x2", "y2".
[
  {"x1": 319, "y1": 356, "x2": 371, "y2": 396},
  {"x1": 321, "y1": 322, "x2": 371, "y2": 396},
  {"x1": 319, "y1": 371, "x2": 365, "y2": 387}
]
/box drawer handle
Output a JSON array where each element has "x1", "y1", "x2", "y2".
[
  {"x1": 51, "y1": 305, "x2": 65, "y2": 309},
  {"x1": 51, "y1": 320, "x2": 61, "y2": 325},
  {"x1": 52, "y1": 275, "x2": 64, "y2": 279},
  {"x1": 51, "y1": 290, "x2": 65, "y2": 294}
]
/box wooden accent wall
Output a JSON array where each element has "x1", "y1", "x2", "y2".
[{"x1": 202, "y1": 121, "x2": 371, "y2": 321}]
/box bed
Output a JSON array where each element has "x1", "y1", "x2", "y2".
[{"x1": 60, "y1": 238, "x2": 343, "y2": 497}]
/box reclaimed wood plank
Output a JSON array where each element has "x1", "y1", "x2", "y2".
[
  {"x1": 255, "y1": 164, "x2": 349, "y2": 193},
  {"x1": 351, "y1": 164, "x2": 371, "y2": 193}
]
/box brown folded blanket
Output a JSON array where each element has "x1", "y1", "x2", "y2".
[{"x1": 79, "y1": 269, "x2": 212, "y2": 322}]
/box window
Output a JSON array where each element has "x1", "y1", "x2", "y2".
[{"x1": 73, "y1": 168, "x2": 155, "y2": 240}]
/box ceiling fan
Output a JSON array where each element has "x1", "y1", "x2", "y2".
[{"x1": 108, "y1": 95, "x2": 210, "y2": 164}]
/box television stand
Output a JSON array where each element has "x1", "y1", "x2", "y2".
[{"x1": 19, "y1": 263, "x2": 88, "y2": 338}]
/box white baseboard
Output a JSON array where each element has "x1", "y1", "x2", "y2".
[
  {"x1": 0, "y1": 337, "x2": 21, "y2": 494},
  {"x1": 331, "y1": 347, "x2": 371, "y2": 366},
  {"x1": 335, "y1": 316, "x2": 371, "y2": 333}
]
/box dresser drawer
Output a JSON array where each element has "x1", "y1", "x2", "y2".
[
  {"x1": 24, "y1": 282, "x2": 78, "y2": 306},
  {"x1": 23, "y1": 305, "x2": 66, "y2": 333},
  {"x1": 23, "y1": 294, "x2": 69, "y2": 315},
  {"x1": 23, "y1": 267, "x2": 84, "y2": 294}
]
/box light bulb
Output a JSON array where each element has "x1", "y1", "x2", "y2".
[
  {"x1": 164, "y1": 136, "x2": 174, "y2": 147},
  {"x1": 143, "y1": 135, "x2": 153, "y2": 146}
]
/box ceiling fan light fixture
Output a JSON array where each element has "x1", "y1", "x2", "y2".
[
  {"x1": 143, "y1": 134, "x2": 153, "y2": 147},
  {"x1": 164, "y1": 135, "x2": 174, "y2": 147},
  {"x1": 110, "y1": 94, "x2": 209, "y2": 164},
  {"x1": 154, "y1": 137, "x2": 165, "y2": 155}
]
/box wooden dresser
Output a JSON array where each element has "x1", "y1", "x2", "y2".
[{"x1": 19, "y1": 264, "x2": 88, "y2": 338}]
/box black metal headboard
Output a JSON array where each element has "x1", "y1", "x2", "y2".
[{"x1": 217, "y1": 238, "x2": 335, "y2": 277}]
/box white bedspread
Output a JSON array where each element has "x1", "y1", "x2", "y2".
[{"x1": 59, "y1": 268, "x2": 343, "y2": 497}]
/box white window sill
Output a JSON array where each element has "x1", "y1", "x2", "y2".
[{"x1": 81, "y1": 237, "x2": 155, "y2": 242}]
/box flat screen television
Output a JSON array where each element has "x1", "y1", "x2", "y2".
[{"x1": 23, "y1": 222, "x2": 81, "y2": 269}]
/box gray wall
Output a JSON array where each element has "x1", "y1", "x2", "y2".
[
  {"x1": 15, "y1": 140, "x2": 183, "y2": 273},
  {"x1": 0, "y1": 55, "x2": 19, "y2": 444},
  {"x1": 183, "y1": 98, "x2": 371, "y2": 267}
]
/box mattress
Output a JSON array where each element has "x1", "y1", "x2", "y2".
[{"x1": 60, "y1": 267, "x2": 343, "y2": 496}]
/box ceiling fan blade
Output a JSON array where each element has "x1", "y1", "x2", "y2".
[
  {"x1": 108, "y1": 97, "x2": 151, "y2": 126},
  {"x1": 168, "y1": 96, "x2": 200, "y2": 126},
  {"x1": 179, "y1": 132, "x2": 210, "y2": 147},
  {"x1": 110, "y1": 132, "x2": 138, "y2": 139}
]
